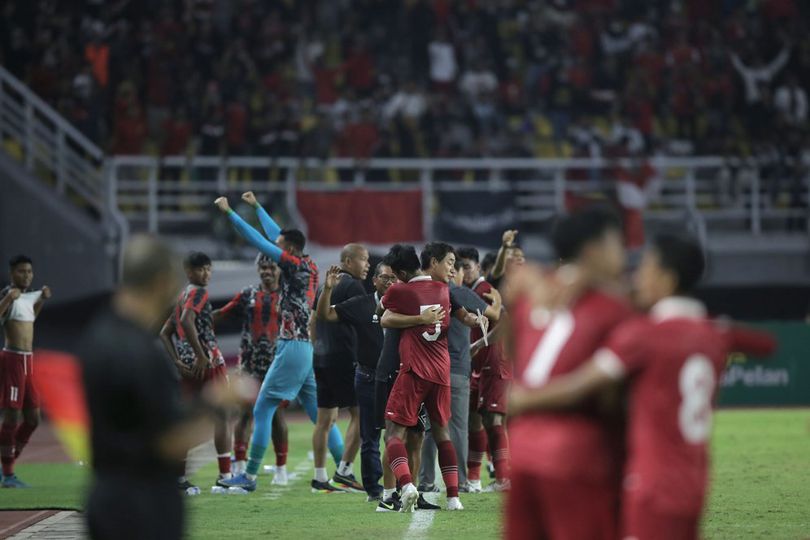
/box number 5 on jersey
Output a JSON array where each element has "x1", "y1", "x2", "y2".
[{"x1": 420, "y1": 304, "x2": 442, "y2": 342}]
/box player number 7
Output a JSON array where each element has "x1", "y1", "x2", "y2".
[{"x1": 420, "y1": 304, "x2": 442, "y2": 342}]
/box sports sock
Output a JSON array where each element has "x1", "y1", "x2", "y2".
[
  {"x1": 0, "y1": 422, "x2": 17, "y2": 476},
  {"x1": 385, "y1": 437, "x2": 412, "y2": 487},
  {"x1": 217, "y1": 453, "x2": 232, "y2": 477},
  {"x1": 246, "y1": 444, "x2": 267, "y2": 476},
  {"x1": 314, "y1": 467, "x2": 328, "y2": 483},
  {"x1": 467, "y1": 428, "x2": 487, "y2": 481},
  {"x1": 13, "y1": 422, "x2": 36, "y2": 460},
  {"x1": 383, "y1": 488, "x2": 396, "y2": 500},
  {"x1": 275, "y1": 441, "x2": 288, "y2": 467},
  {"x1": 234, "y1": 441, "x2": 248, "y2": 462},
  {"x1": 437, "y1": 440, "x2": 459, "y2": 498},
  {"x1": 337, "y1": 460, "x2": 353, "y2": 476},
  {"x1": 488, "y1": 424, "x2": 509, "y2": 481}
]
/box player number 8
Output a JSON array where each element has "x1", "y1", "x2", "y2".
[
  {"x1": 678, "y1": 354, "x2": 715, "y2": 444},
  {"x1": 420, "y1": 304, "x2": 442, "y2": 342}
]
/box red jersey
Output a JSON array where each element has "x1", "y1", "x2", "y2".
[
  {"x1": 594, "y1": 297, "x2": 776, "y2": 515},
  {"x1": 381, "y1": 276, "x2": 452, "y2": 386},
  {"x1": 510, "y1": 289, "x2": 634, "y2": 482},
  {"x1": 172, "y1": 284, "x2": 224, "y2": 368},
  {"x1": 470, "y1": 277, "x2": 510, "y2": 379}
]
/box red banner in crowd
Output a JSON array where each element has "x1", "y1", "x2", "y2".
[{"x1": 296, "y1": 189, "x2": 424, "y2": 246}]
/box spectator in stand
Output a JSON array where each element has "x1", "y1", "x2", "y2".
[
  {"x1": 774, "y1": 74, "x2": 808, "y2": 128},
  {"x1": 428, "y1": 28, "x2": 457, "y2": 93}
]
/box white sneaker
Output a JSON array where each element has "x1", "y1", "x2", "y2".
[
  {"x1": 447, "y1": 497, "x2": 464, "y2": 511},
  {"x1": 399, "y1": 483, "x2": 419, "y2": 513},
  {"x1": 272, "y1": 467, "x2": 288, "y2": 486},
  {"x1": 484, "y1": 479, "x2": 511, "y2": 493},
  {"x1": 468, "y1": 480, "x2": 483, "y2": 493}
]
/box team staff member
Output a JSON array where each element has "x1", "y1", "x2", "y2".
[
  {"x1": 312, "y1": 243, "x2": 369, "y2": 491},
  {"x1": 80, "y1": 235, "x2": 243, "y2": 540},
  {"x1": 316, "y1": 262, "x2": 396, "y2": 500}
]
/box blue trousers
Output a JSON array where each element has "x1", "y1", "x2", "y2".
[{"x1": 355, "y1": 366, "x2": 383, "y2": 497}]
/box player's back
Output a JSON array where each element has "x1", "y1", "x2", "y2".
[
  {"x1": 623, "y1": 315, "x2": 728, "y2": 515},
  {"x1": 510, "y1": 289, "x2": 634, "y2": 483},
  {"x1": 381, "y1": 276, "x2": 451, "y2": 385}
]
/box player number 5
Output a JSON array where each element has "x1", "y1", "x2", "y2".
[
  {"x1": 678, "y1": 354, "x2": 715, "y2": 444},
  {"x1": 420, "y1": 304, "x2": 441, "y2": 342}
]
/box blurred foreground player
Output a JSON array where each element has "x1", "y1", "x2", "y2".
[
  {"x1": 160, "y1": 252, "x2": 232, "y2": 492},
  {"x1": 509, "y1": 233, "x2": 776, "y2": 540},
  {"x1": 80, "y1": 235, "x2": 242, "y2": 540},
  {"x1": 213, "y1": 255, "x2": 288, "y2": 483},
  {"x1": 505, "y1": 207, "x2": 633, "y2": 540},
  {"x1": 0, "y1": 255, "x2": 51, "y2": 488}
]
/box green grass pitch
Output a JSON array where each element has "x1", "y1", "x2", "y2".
[{"x1": 2, "y1": 409, "x2": 808, "y2": 539}]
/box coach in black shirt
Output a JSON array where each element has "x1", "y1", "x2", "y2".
[
  {"x1": 315, "y1": 261, "x2": 394, "y2": 499},
  {"x1": 311, "y1": 243, "x2": 369, "y2": 490}
]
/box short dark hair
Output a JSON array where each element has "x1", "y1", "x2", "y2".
[
  {"x1": 280, "y1": 228, "x2": 306, "y2": 252},
  {"x1": 453, "y1": 259, "x2": 463, "y2": 271},
  {"x1": 420, "y1": 242, "x2": 455, "y2": 270},
  {"x1": 383, "y1": 244, "x2": 421, "y2": 275},
  {"x1": 456, "y1": 247, "x2": 479, "y2": 263},
  {"x1": 9, "y1": 255, "x2": 32, "y2": 269},
  {"x1": 650, "y1": 233, "x2": 705, "y2": 294},
  {"x1": 551, "y1": 206, "x2": 622, "y2": 262},
  {"x1": 122, "y1": 235, "x2": 178, "y2": 289},
  {"x1": 480, "y1": 253, "x2": 496, "y2": 274},
  {"x1": 373, "y1": 261, "x2": 389, "y2": 277},
  {"x1": 255, "y1": 253, "x2": 273, "y2": 267},
  {"x1": 184, "y1": 251, "x2": 212, "y2": 269}
]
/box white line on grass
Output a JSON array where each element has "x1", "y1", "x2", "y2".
[
  {"x1": 404, "y1": 493, "x2": 439, "y2": 539},
  {"x1": 261, "y1": 458, "x2": 311, "y2": 501}
]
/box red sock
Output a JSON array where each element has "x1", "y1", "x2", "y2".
[
  {"x1": 385, "y1": 437, "x2": 412, "y2": 486},
  {"x1": 234, "y1": 441, "x2": 248, "y2": 462},
  {"x1": 0, "y1": 423, "x2": 16, "y2": 476},
  {"x1": 217, "y1": 454, "x2": 231, "y2": 476},
  {"x1": 438, "y1": 440, "x2": 459, "y2": 498},
  {"x1": 467, "y1": 428, "x2": 487, "y2": 481},
  {"x1": 275, "y1": 441, "x2": 288, "y2": 467},
  {"x1": 488, "y1": 424, "x2": 509, "y2": 481},
  {"x1": 14, "y1": 422, "x2": 37, "y2": 460}
]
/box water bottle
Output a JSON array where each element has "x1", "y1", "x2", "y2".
[
  {"x1": 228, "y1": 487, "x2": 249, "y2": 495},
  {"x1": 210, "y1": 486, "x2": 228, "y2": 495}
]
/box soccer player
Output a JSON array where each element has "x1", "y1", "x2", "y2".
[
  {"x1": 504, "y1": 207, "x2": 634, "y2": 540},
  {"x1": 159, "y1": 252, "x2": 232, "y2": 492},
  {"x1": 457, "y1": 246, "x2": 510, "y2": 492},
  {"x1": 380, "y1": 242, "x2": 486, "y2": 512},
  {"x1": 372, "y1": 246, "x2": 444, "y2": 512},
  {"x1": 214, "y1": 193, "x2": 344, "y2": 492},
  {"x1": 0, "y1": 255, "x2": 50, "y2": 488},
  {"x1": 316, "y1": 262, "x2": 394, "y2": 500},
  {"x1": 418, "y1": 256, "x2": 501, "y2": 493},
  {"x1": 508, "y1": 232, "x2": 776, "y2": 540},
  {"x1": 213, "y1": 255, "x2": 289, "y2": 484},
  {"x1": 311, "y1": 244, "x2": 369, "y2": 492}
]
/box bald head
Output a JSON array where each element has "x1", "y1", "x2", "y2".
[
  {"x1": 340, "y1": 243, "x2": 370, "y2": 281},
  {"x1": 121, "y1": 234, "x2": 180, "y2": 290}
]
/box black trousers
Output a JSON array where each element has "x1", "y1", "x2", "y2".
[{"x1": 87, "y1": 474, "x2": 183, "y2": 540}]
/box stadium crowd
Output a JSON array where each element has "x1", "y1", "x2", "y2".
[{"x1": 2, "y1": 0, "x2": 810, "y2": 164}]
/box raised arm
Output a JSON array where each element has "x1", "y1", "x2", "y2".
[
  {"x1": 482, "y1": 288, "x2": 503, "y2": 322},
  {"x1": 215, "y1": 197, "x2": 283, "y2": 262},
  {"x1": 316, "y1": 266, "x2": 342, "y2": 323},
  {"x1": 491, "y1": 229, "x2": 518, "y2": 280},
  {"x1": 241, "y1": 191, "x2": 282, "y2": 241}
]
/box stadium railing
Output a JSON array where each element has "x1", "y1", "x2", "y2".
[
  {"x1": 107, "y1": 154, "x2": 809, "y2": 240},
  {"x1": 0, "y1": 65, "x2": 129, "y2": 259}
]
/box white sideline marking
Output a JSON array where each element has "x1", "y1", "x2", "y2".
[
  {"x1": 261, "y1": 458, "x2": 310, "y2": 501},
  {"x1": 404, "y1": 493, "x2": 439, "y2": 539}
]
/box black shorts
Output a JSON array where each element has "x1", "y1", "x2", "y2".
[
  {"x1": 374, "y1": 372, "x2": 428, "y2": 433},
  {"x1": 314, "y1": 364, "x2": 357, "y2": 409}
]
